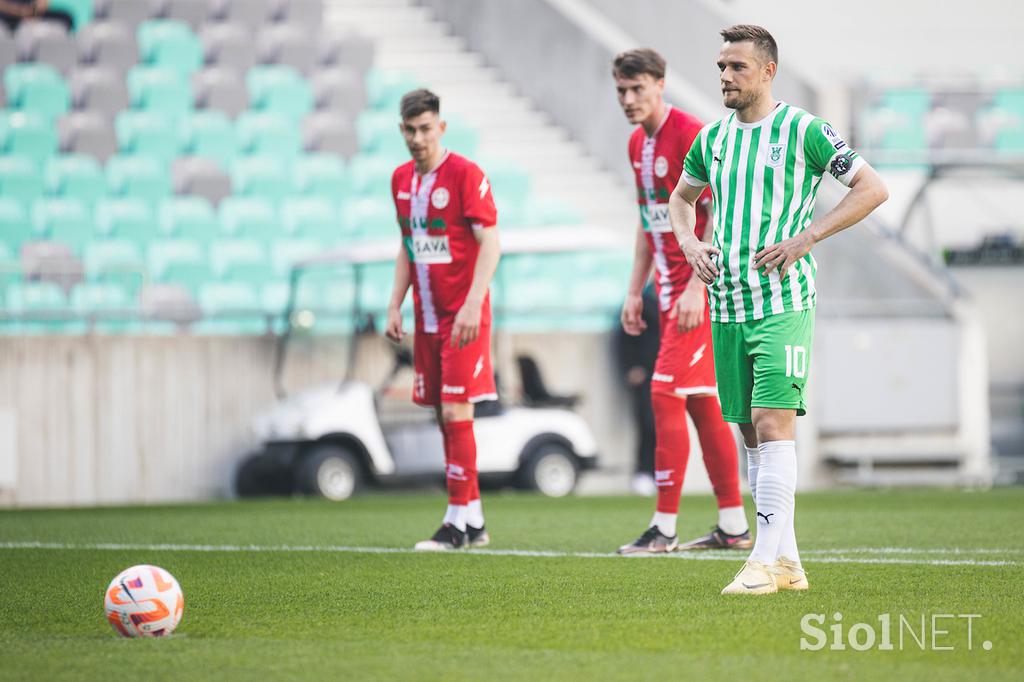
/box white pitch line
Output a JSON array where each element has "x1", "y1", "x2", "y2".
[{"x1": 0, "y1": 541, "x2": 1018, "y2": 567}]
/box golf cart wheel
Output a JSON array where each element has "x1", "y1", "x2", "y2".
[
  {"x1": 296, "y1": 444, "x2": 363, "y2": 501},
  {"x1": 519, "y1": 443, "x2": 578, "y2": 497}
]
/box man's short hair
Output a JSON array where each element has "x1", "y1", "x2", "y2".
[
  {"x1": 612, "y1": 48, "x2": 667, "y2": 81},
  {"x1": 400, "y1": 88, "x2": 440, "y2": 120},
  {"x1": 720, "y1": 24, "x2": 778, "y2": 65}
]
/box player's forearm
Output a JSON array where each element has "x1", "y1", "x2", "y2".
[
  {"x1": 388, "y1": 247, "x2": 411, "y2": 310},
  {"x1": 627, "y1": 223, "x2": 653, "y2": 296},
  {"x1": 465, "y1": 230, "x2": 500, "y2": 306},
  {"x1": 806, "y1": 167, "x2": 889, "y2": 245},
  {"x1": 669, "y1": 192, "x2": 700, "y2": 250}
]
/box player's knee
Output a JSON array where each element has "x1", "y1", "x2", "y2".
[{"x1": 441, "y1": 402, "x2": 473, "y2": 423}]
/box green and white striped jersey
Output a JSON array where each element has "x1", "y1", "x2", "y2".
[{"x1": 682, "y1": 102, "x2": 865, "y2": 323}]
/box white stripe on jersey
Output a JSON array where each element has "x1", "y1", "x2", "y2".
[
  {"x1": 410, "y1": 167, "x2": 440, "y2": 333},
  {"x1": 640, "y1": 129, "x2": 673, "y2": 312},
  {"x1": 744, "y1": 116, "x2": 772, "y2": 317},
  {"x1": 764, "y1": 107, "x2": 798, "y2": 316}
]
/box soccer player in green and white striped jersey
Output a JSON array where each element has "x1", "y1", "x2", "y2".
[{"x1": 669, "y1": 25, "x2": 889, "y2": 595}]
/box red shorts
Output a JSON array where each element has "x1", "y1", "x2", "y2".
[
  {"x1": 413, "y1": 320, "x2": 497, "y2": 406},
  {"x1": 650, "y1": 303, "x2": 717, "y2": 397}
]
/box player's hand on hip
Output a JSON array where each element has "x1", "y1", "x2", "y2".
[
  {"x1": 620, "y1": 294, "x2": 647, "y2": 336},
  {"x1": 671, "y1": 285, "x2": 705, "y2": 332},
  {"x1": 451, "y1": 301, "x2": 481, "y2": 348},
  {"x1": 384, "y1": 306, "x2": 404, "y2": 342},
  {"x1": 753, "y1": 231, "x2": 814, "y2": 279},
  {"x1": 681, "y1": 238, "x2": 720, "y2": 285}
]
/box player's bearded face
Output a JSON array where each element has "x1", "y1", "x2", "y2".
[
  {"x1": 718, "y1": 42, "x2": 768, "y2": 110},
  {"x1": 615, "y1": 74, "x2": 664, "y2": 125},
  {"x1": 400, "y1": 112, "x2": 445, "y2": 163}
]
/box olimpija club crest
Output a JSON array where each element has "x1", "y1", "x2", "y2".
[{"x1": 768, "y1": 143, "x2": 786, "y2": 168}]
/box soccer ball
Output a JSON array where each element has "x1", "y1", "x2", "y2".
[{"x1": 104, "y1": 565, "x2": 184, "y2": 637}]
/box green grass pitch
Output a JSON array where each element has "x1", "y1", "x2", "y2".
[{"x1": 1, "y1": 488, "x2": 1022, "y2": 681}]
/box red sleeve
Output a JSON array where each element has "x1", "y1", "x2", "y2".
[{"x1": 461, "y1": 161, "x2": 498, "y2": 228}]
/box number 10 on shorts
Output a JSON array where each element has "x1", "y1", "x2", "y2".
[{"x1": 784, "y1": 345, "x2": 807, "y2": 378}]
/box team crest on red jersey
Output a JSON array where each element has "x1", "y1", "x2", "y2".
[
  {"x1": 431, "y1": 187, "x2": 450, "y2": 209},
  {"x1": 654, "y1": 156, "x2": 669, "y2": 178}
]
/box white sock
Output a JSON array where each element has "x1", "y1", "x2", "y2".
[
  {"x1": 443, "y1": 504, "x2": 467, "y2": 532},
  {"x1": 745, "y1": 446, "x2": 760, "y2": 501},
  {"x1": 466, "y1": 499, "x2": 484, "y2": 529},
  {"x1": 718, "y1": 506, "x2": 748, "y2": 535},
  {"x1": 650, "y1": 511, "x2": 677, "y2": 537},
  {"x1": 748, "y1": 440, "x2": 797, "y2": 565}
]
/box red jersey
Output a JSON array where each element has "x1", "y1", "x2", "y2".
[
  {"x1": 628, "y1": 107, "x2": 711, "y2": 312},
  {"x1": 392, "y1": 151, "x2": 498, "y2": 333}
]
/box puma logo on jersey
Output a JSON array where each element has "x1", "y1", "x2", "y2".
[
  {"x1": 478, "y1": 177, "x2": 490, "y2": 199},
  {"x1": 689, "y1": 344, "x2": 707, "y2": 367}
]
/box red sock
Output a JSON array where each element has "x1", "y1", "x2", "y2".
[
  {"x1": 652, "y1": 392, "x2": 690, "y2": 514},
  {"x1": 442, "y1": 419, "x2": 476, "y2": 505},
  {"x1": 687, "y1": 395, "x2": 742, "y2": 509}
]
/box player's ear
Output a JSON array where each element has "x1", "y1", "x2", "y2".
[
  {"x1": 763, "y1": 61, "x2": 777, "y2": 82},
  {"x1": 438, "y1": 119, "x2": 447, "y2": 136}
]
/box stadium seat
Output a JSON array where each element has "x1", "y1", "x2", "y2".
[
  {"x1": 158, "y1": 0, "x2": 211, "y2": 31},
  {"x1": 158, "y1": 196, "x2": 217, "y2": 241},
  {"x1": 235, "y1": 111, "x2": 300, "y2": 159},
  {"x1": 302, "y1": 112, "x2": 358, "y2": 158},
  {"x1": 210, "y1": 0, "x2": 274, "y2": 31},
  {"x1": 310, "y1": 66, "x2": 366, "y2": 116},
  {"x1": 319, "y1": 30, "x2": 374, "y2": 74},
  {"x1": 192, "y1": 66, "x2": 248, "y2": 118},
  {"x1": 357, "y1": 110, "x2": 406, "y2": 160},
  {"x1": 3, "y1": 281, "x2": 72, "y2": 332},
  {"x1": 138, "y1": 281, "x2": 200, "y2": 328},
  {"x1": 147, "y1": 238, "x2": 209, "y2": 291},
  {"x1": 0, "y1": 111, "x2": 57, "y2": 163},
  {"x1": 346, "y1": 153, "x2": 394, "y2": 201},
  {"x1": 482, "y1": 158, "x2": 530, "y2": 226},
  {"x1": 193, "y1": 281, "x2": 266, "y2": 335},
  {"x1": 14, "y1": 20, "x2": 77, "y2": 75},
  {"x1": 293, "y1": 153, "x2": 347, "y2": 200},
  {"x1": 70, "y1": 281, "x2": 138, "y2": 333},
  {"x1": 0, "y1": 197, "x2": 33, "y2": 248},
  {"x1": 247, "y1": 65, "x2": 313, "y2": 121},
  {"x1": 0, "y1": 239, "x2": 18, "y2": 293},
  {"x1": 82, "y1": 239, "x2": 146, "y2": 293},
  {"x1": 269, "y1": 238, "x2": 321, "y2": 277},
  {"x1": 268, "y1": 0, "x2": 322, "y2": 29},
  {"x1": 48, "y1": 0, "x2": 96, "y2": 30},
  {"x1": 257, "y1": 23, "x2": 317, "y2": 75},
  {"x1": 76, "y1": 21, "x2": 137, "y2": 75},
  {"x1": 344, "y1": 197, "x2": 394, "y2": 240},
  {"x1": 95, "y1": 196, "x2": 158, "y2": 243},
  {"x1": 0, "y1": 154, "x2": 45, "y2": 205},
  {"x1": 106, "y1": 154, "x2": 171, "y2": 201},
  {"x1": 57, "y1": 110, "x2": 117, "y2": 162},
  {"x1": 115, "y1": 110, "x2": 180, "y2": 162},
  {"x1": 366, "y1": 70, "x2": 419, "y2": 111},
  {"x1": 127, "y1": 65, "x2": 193, "y2": 116},
  {"x1": 93, "y1": 0, "x2": 158, "y2": 32},
  {"x1": 444, "y1": 116, "x2": 480, "y2": 159},
  {"x1": 32, "y1": 196, "x2": 93, "y2": 250},
  {"x1": 69, "y1": 66, "x2": 130, "y2": 117},
  {"x1": 4, "y1": 63, "x2": 70, "y2": 121},
  {"x1": 198, "y1": 23, "x2": 256, "y2": 73},
  {"x1": 231, "y1": 154, "x2": 291, "y2": 203},
  {"x1": 0, "y1": 29, "x2": 16, "y2": 83},
  {"x1": 218, "y1": 195, "x2": 278, "y2": 238},
  {"x1": 137, "y1": 19, "x2": 203, "y2": 75},
  {"x1": 209, "y1": 238, "x2": 268, "y2": 282},
  {"x1": 171, "y1": 156, "x2": 231, "y2": 206},
  {"x1": 177, "y1": 109, "x2": 235, "y2": 166},
  {"x1": 280, "y1": 196, "x2": 341, "y2": 241}
]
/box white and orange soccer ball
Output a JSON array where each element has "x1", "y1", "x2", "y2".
[{"x1": 104, "y1": 565, "x2": 184, "y2": 638}]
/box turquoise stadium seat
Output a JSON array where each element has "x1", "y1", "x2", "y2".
[
  {"x1": 366, "y1": 70, "x2": 420, "y2": 111},
  {"x1": 46, "y1": 154, "x2": 106, "y2": 205},
  {"x1": 293, "y1": 153, "x2": 347, "y2": 200},
  {"x1": 356, "y1": 261, "x2": 392, "y2": 313},
  {"x1": 193, "y1": 282, "x2": 266, "y2": 335},
  {"x1": 347, "y1": 153, "x2": 394, "y2": 201},
  {"x1": 443, "y1": 116, "x2": 480, "y2": 159},
  {"x1": 281, "y1": 196, "x2": 341, "y2": 241},
  {"x1": 4, "y1": 64, "x2": 70, "y2": 121},
  {"x1": 179, "y1": 111, "x2": 236, "y2": 168},
  {"x1": 127, "y1": 66, "x2": 193, "y2": 116},
  {"x1": 356, "y1": 110, "x2": 406, "y2": 161},
  {"x1": 147, "y1": 239, "x2": 209, "y2": 292},
  {"x1": 83, "y1": 240, "x2": 146, "y2": 294},
  {"x1": 0, "y1": 155, "x2": 44, "y2": 206},
  {"x1": 209, "y1": 239, "x2": 268, "y2": 282},
  {"x1": 32, "y1": 197, "x2": 93, "y2": 251},
  {"x1": 232, "y1": 155, "x2": 291, "y2": 204},
  {"x1": 106, "y1": 154, "x2": 171, "y2": 201},
  {"x1": 0, "y1": 197, "x2": 33, "y2": 248},
  {"x1": 71, "y1": 282, "x2": 140, "y2": 333},
  {"x1": 0, "y1": 241, "x2": 18, "y2": 294},
  {"x1": 219, "y1": 196, "x2": 278, "y2": 238},
  {"x1": 48, "y1": 0, "x2": 94, "y2": 29},
  {"x1": 115, "y1": 110, "x2": 180, "y2": 162},
  {"x1": 270, "y1": 239, "x2": 322, "y2": 278},
  {"x1": 236, "y1": 111, "x2": 301, "y2": 159},
  {"x1": 138, "y1": 20, "x2": 203, "y2": 75},
  {"x1": 0, "y1": 111, "x2": 58, "y2": 164},
  {"x1": 95, "y1": 197, "x2": 158, "y2": 243},
  {"x1": 481, "y1": 158, "x2": 530, "y2": 226},
  {"x1": 345, "y1": 197, "x2": 393, "y2": 240},
  {"x1": 159, "y1": 196, "x2": 218, "y2": 241},
  {"x1": 3, "y1": 281, "x2": 78, "y2": 334},
  {"x1": 247, "y1": 65, "x2": 313, "y2": 121}
]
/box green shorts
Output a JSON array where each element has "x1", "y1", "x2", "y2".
[{"x1": 711, "y1": 309, "x2": 815, "y2": 423}]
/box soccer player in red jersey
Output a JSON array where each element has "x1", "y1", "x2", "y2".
[
  {"x1": 385, "y1": 89, "x2": 501, "y2": 551},
  {"x1": 612, "y1": 49, "x2": 751, "y2": 554}
]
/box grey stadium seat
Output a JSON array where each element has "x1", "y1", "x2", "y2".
[
  {"x1": 192, "y1": 67, "x2": 248, "y2": 118},
  {"x1": 140, "y1": 283, "x2": 201, "y2": 324},
  {"x1": 268, "y1": 0, "x2": 323, "y2": 29},
  {"x1": 302, "y1": 112, "x2": 358, "y2": 158},
  {"x1": 70, "y1": 66, "x2": 130, "y2": 117},
  {"x1": 199, "y1": 22, "x2": 256, "y2": 72},
  {"x1": 93, "y1": 0, "x2": 160, "y2": 32},
  {"x1": 257, "y1": 23, "x2": 317, "y2": 75},
  {"x1": 172, "y1": 156, "x2": 233, "y2": 206},
  {"x1": 319, "y1": 30, "x2": 374, "y2": 74},
  {"x1": 0, "y1": 30, "x2": 15, "y2": 102},
  {"x1": 311, "y1": 67, "x2": 366, "y2": 117},
  {"x1": 21, "y1": 241, "x2": 84, "y2": 293},
  {"x1": 58, "y1": 111, "x2": 118, "y2": 163},
  {"x1": 15, "y1": 20, "x2": 77, "y2": 76},
  {"x1": 155, "y1": 0, "x2": 213, "y2": 31},
  {"x1": 210, "y1": 0, "x2": 275, "y2": 31},
  {"x1": 76, "y1": 21, "x2": 138, "y2": 75}
]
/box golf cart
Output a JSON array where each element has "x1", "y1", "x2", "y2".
[{"x1": 235, "y1": 229, "x2": 618, "y2": 501}]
